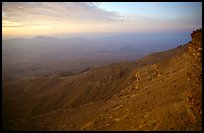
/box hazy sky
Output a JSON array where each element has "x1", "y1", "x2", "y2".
[{"x1": 2, "y1": 2, "x2": 202, "y2": 39}]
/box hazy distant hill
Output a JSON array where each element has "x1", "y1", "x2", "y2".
[
  {"x1": 2, "y1": 29, "x2": 202, "y2": 131},
  {"x1": 2, "y1": 33, "x2": 190, "y2": 83}
]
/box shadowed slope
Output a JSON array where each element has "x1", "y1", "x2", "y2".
[{"x1": 2, "y1": 29, "x2": 202, "y2": 131}]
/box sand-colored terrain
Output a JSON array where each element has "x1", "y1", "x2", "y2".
[{"x1": 2, "y1": 29, "x2": 202, "y2": 131}]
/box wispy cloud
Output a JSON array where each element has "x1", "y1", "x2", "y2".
[
  {"x1": 2, "y1": 2, "x2": 202, "y2": 39},
  {"x1": 120, "y1": 14, "x2": 202, "y2": 33},
  {"x1": 2, "y1": 2, "x2": 122, "y2": 28},
  {"x1": 3, "y1": 25, "x2": 24, "y2": 28}
]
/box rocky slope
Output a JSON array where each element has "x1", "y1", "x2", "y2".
[{"x1": 2, "y1": 29, "x2": 202, "y2": 131}]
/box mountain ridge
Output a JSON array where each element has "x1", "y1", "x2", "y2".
[{"x1": 2, "y1": 29, "x2": 202, "y2": 131}]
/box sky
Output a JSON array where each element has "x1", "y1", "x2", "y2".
[{"x1": 2, "y1": 2, "x2": 202, "y2": 39}]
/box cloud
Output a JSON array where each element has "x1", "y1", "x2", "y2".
[
  {"x1": 113, "y1": 14, "x2": 202, "y2": 33},
  {"x1": 2, "y1": 2, "x2": 122, "y2": 28},
  {"x1": 2, "y1": 2, "x2": 201, "y2": 38},
  {"x1": 3, "y1": 25, "x2": 24, "y2": 28}
]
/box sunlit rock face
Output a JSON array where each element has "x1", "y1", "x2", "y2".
[{"x1": 188, "y1": 29, "x2": 202, "y2": 62}]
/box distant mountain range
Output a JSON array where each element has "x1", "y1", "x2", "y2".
[{"x1": 2, "y1": 29, "x2": 202, "y2": 131}]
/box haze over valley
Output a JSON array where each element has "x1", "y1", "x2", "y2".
[
  {"x1": 2, "y1": 2, "x2": 202, "y2": 131},
  {"x1": 2, "y1": 32, "x2": 191, "y2": 82}
]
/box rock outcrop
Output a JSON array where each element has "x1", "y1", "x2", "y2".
[
  {"x1": 3, "y1": 29, "x2": 202, "y2": 131},
  {"x1": 188, "y1": 29, "x2": 202, "y2": 62}
]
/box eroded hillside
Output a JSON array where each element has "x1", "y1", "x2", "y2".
[{"x1": 2, "y1": 29, "x2": 202, "y2": 131}]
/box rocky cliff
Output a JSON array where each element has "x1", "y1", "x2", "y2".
[{"x1": 3, "y1": 29, "x2": 202, "y2": 131}]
